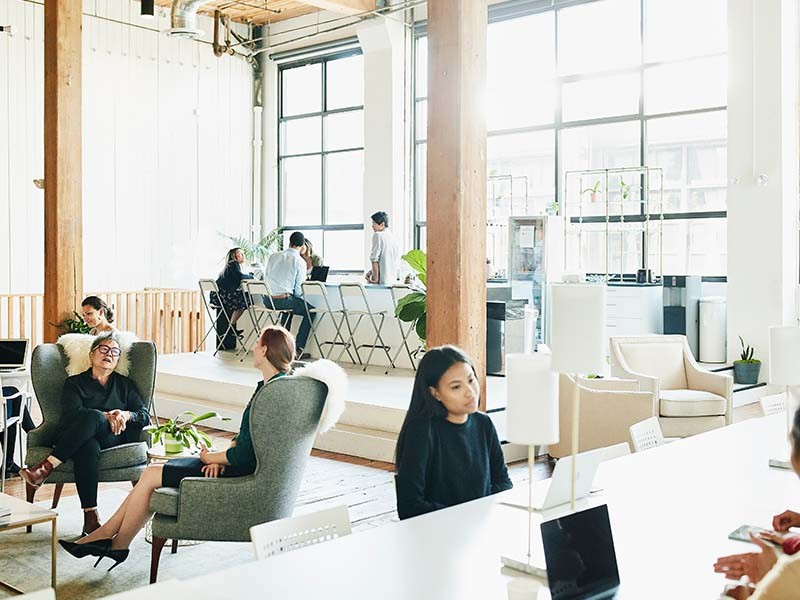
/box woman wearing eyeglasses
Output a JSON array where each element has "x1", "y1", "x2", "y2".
[{"x1": 20, "y1": 332, "x2": 150, "y2": 536}]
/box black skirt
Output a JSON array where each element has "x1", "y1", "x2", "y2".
[{"x1": 161, "y1": 457, "x2": 254, "y2": 488}]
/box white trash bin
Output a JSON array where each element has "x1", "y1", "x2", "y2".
[{"x1": 699, "y1": 296, "x2": 726, "y2": 363}]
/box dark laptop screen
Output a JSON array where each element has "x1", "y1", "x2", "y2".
[
  {"x1": 310, "y1": 266, "x2": 329, "y2": 282},
  {"x1": 541, "y1": 505, "x2": 620, "y2": 600},
  {"x1": 0, "y1": 340, "x2": 27, "y2": 367}
]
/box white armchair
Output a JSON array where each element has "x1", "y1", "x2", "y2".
[
  {"x1": 548, "y1": 374, "x2": 655, "y2": 458},
  {"x1": 609, "y1": 335, "x2": 733, "y2": 438}
]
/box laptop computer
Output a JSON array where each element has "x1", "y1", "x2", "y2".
[
  {"x1": 309, "y1": 266, "x2": 330, "y2": 282},
  {"x1": 0, "y1": 339, "x2": 28, "y2": 372},
  {"x1": 502, "y1": 447, "x2": 605, "y2": 512},
  {"x1": 541, "y1": 505, "x2": 620, "y2": 599}
]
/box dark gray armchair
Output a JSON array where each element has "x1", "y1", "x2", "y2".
[
  {"x1": 148, "y1": 375, "x2": 327, "y2": 583},
  {"x1": 25, "y1": 341, "x2": 157, "y2": 514}
]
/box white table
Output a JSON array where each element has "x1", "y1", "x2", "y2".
[{"x1": 166, "y1": 414, "x2": 796, "y2": 599}]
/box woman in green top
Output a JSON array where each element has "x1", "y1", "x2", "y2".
[{"x1": 59, "y1": 325, "x2": 296, "y2": 571}]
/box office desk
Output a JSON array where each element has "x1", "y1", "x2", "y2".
[{"x1": 165, "y1": 414, "x2": 796, "y2": 599}]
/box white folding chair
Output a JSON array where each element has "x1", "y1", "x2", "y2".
[
  {"x1": 0, "y1": 374, "x2": 30, "y2": 493},
  {"x1": 195, "y1": 279, "x2": 240, "y2": 355},
  {"x1": 339, "y1": 283, "x2": 396, "y2": 372},
  {"x1": 239, "y1": 280, "x2": 293, "y2": 361},
  {"x1": 760, "y1": 393, "x2": 787, "y2": 417},
  {"x1": 389, "y1": 285, "x2": 423, "y2": 373},
  {"x1": 301, "y1": 282, "x2": 357, "y2": 364},
  {"x1": 628, "y1": 417, "x2": 666, "y2": 453},
  {"x1": 250, "y1": 505, "x2": 352, "y2": 560}
]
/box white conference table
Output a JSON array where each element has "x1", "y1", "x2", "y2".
[{"x1": 173, "y1": 414, "x2": 798, "y2": 599}]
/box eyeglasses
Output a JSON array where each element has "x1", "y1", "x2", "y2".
[{"x1": 95, "y1": 345, "x2": 121, "y2": 358}]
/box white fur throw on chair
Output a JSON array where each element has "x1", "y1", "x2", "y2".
[
  {"x1": 57, "y1": 331, "x2": 139, "y2": 376},
  {"x1": 293, "y1": 359, "x2": 347, "y2": 433}
]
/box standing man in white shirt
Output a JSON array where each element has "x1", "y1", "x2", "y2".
[
  {"x1": 265, "y1": 231, "x2": 316, "y2": 358},
  {"x1": 366, "y1": 211, "x2": 402, "y2": 285}
]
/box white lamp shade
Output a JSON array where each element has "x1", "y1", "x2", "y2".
[
  {"x1": 550, "y1": 283, "x2": 607, "y2": 374},
  {"x1": 769, "y1": 326, "x2": 800, "y2": 385},
  {"x1": 506, "y1": 353, "x2": 559, "y2": 445}
]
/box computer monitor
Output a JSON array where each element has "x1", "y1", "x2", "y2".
[
  {"x1": 0, "y1": 339, "x2": 29, "y2": 369},
  {"x1": 309, "y1": 266, "x2": 330, "y2": 282},
  {"x1": 541, "y1": 505, "x2": 620, "y2": 600}
]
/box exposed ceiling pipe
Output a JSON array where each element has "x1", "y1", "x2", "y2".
[
  {"x1": 213, "y1": 10, "x2": 237, "y2": 57},
  {"x1": 165, "y1": 0, "x2": 209, "y2": 39}
]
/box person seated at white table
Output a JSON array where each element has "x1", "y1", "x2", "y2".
[
  {"x1": 715, "y1": 407, "x2": 800, "y2": 598},
  {"x1": 394, "y1": 345, "x2": 512, "y2": 520}
]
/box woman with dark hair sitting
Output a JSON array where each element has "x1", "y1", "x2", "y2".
[
  {"x1": 59, "y1": 326, "x2": 298, "y2": 570},
  {"x1": 395, "y1": 345, "x2": 512, "y2": 520},
  {"x1": 215, "y1": 247, "x2": 253, "y2": 335},
  {"x1": 81, "y1": 296, "x2": 115, "y2": 335},
  {"x1": 19, "y1": 332, "x2": 150, "y2": 535}
]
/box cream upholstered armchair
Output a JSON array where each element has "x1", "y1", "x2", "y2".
[
  {"x1": 548, "y1": 375, "x2": 655, "y2": 458},
  {"x1": 609, "y1": 335, "x2": 733, "y2": 438}
]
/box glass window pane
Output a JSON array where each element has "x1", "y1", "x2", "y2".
[
  {"x1": 281, "y1": 156, "x2": 321, "y2": 226},
  {"x1": 282, "y1": 63, "x2": 321, "y2": 117},
  {"x1": 416, "y1": 37, "x2": 428, "y2": 99},
  {"x1": 418, "y1": 225, "x2": 427, "y2": 252},
  {"x1": 558, "y1": 0, "x2": 641, "y2": 75},
  {"x1": 416, "y1": 100, "x2": 427, "y2": 141},
  {"x1": 326, "y1": 54, "x2": 364, "y2": 110},
  {"x1": 325, "y1": 151, "x2": 364, "y2": 225},
  {"x1": 562, "y1": 73, "x2": 640, "y2": 122},
  {"x1": 651, "y1": 218, "x2": 726, "y2": 275},
  {"x1": 644, "y1": 56, "x2": 727, "y2": 115},
  {"x1": 324, "y1": 110, "x2": 363, "y2": 151},
  {"x1": 645, "y1": 0, "x2": 726, "y2": 62},
  {"x1": 323, "y1": 229, "x2": 365, "y2": 271},
  {"x1": 280, "y1": 117, "x2": 321, "y2": 156},
  {"x1": 415, "y1": 143, "x2": 427, "y2": 222},
  {"x1": 487, "y1": 13, "x2": 555, "y2": 130}
]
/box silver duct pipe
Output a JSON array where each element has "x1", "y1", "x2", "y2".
[{"x1": 166, "y1": 0, "x2": 209, "y2": 39}]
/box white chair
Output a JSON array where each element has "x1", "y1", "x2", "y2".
[
  {"x1": 760, "y1": 393, "x2": 787, "y2": 417},
  {"x1": 610, "y1": 335, "x2": 733, "y2": 438},
  {"x1": 301, "y1": 282, "x2": 357, "y2": 364},
  {"x1": 240, "y1": 280, "x2": 293, "y2": 360},
  {"x1": 389, "y1": 285, "x2": 422, "y2": 372},
  {"x1": 339, "y1": 283, "x2": 395, "y2": 372},
  {"x1": 600, "y1": 442, "x2": 631, "y2": 461},
  {"x1": 0, "y1": 374, "x2": 30, "y2": 493},
  {"x1": 196, "y1": 279, "x2": 240, "y2": 355},
  {"x1": 250, "y1": 505, "x2": 352, "y2": 560},
  {"x1": 629, "y1": 417, "x2": 666, "y2": 453}
]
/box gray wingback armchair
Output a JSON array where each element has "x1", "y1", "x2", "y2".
[
  {"x1": 25, "y1": 341, "x2": 157, "y2": 512},
  {"x1": 148, "y1": 375, "x2": 327, "y2": 583}
]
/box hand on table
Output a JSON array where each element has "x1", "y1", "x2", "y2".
[
  {"x1": 714, "y1": 533, "x2": 777, "y2": 583},
  {"x1": 773, "y1": 510, "x2": 800, "y2": 532},
  {"x1": 105, "y1": 409, "x2": 129, "y2": 435},
  {"x1": 201, "y1": 463, "x2": 225, "y2": 478}
]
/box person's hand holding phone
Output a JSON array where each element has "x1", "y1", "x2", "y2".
[{"x1": 773, "y1": 510, "x2": 800, "y2": 532}]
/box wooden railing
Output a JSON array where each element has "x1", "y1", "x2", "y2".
[{"x1": 0, "y1": 289, "x2": 206, "y2": 355}]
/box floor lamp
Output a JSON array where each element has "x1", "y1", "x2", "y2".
[
  {"x1": 549, "y1": 283, "x2": 607, "y2": 510},
  {"x1": 768, "y1": 326, "x2": 800, "y2": 468}
]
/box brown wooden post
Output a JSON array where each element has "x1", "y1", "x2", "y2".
[
  {"x1": 426, "y1": 0, "x2": 489, "y2": 407},
  {"x1": 43, "y1": 0, "x2": 83, "y2": 343}
]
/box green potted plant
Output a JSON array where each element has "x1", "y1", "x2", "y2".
[
  {"x1": 53, "y1": 311, "x2": 92, "y2": 334},
  {"x1": 145, "y1": 411, "x2": 230, "y2": 454},
  {"x1": 619, "y1": 177, "x2": 640, "y2": 203},
  {"x1": 581, "y1": 180, "x2": 602, "y2": 203},
  {"x1": 395, "y1": 250, "x2": 427, "y2": 344},
  {"x1": 733, "y1": 337, "x2": 761, "y2": 384},
  {"x1": 220, "y1": 226, "x2": 284, "y2": 265}
]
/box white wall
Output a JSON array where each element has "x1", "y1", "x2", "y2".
[{"x1": 0, "y1": 0, "x2": 255, "y2": 294}]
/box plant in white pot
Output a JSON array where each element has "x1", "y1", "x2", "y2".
[
  {"x1": 145, "y1": 412, "x2": 230, "y2": 454},
  {"x1": 733, "y1": 337, "x2": 761, "y2": 385}
]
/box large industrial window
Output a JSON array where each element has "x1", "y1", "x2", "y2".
[{"x1": 278, "y1": 51, "x2": 365, "y2": 272}]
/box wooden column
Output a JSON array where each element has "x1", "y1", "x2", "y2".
[
  {"x1": 43, "y1": 0, "x2": 83, "y2": 343},
  {"x1": 426, "y1": 0, "x2": 488, "y2": 406}
]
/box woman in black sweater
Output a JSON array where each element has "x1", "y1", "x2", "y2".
[
  {"x1": 215, "y1": 247, "x2": 253, "y2": 330},
  {"x1": 395, "y1": 345, "x2": 512, "y2": 520}
]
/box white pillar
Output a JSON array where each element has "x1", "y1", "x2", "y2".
[
  {"x1": 357, "y1": 19, "x2": 408, "y2": 274},
  {"x1": 727, "y1": 0, "x2": 799, "y2": 374}
]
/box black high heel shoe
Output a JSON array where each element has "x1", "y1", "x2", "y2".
[
  {"x1": 95, "y1": 548, "x2": 130, "y2": 572},
  {"x1": 58, "y1": 538, "x2": 112, "y2": 560}
]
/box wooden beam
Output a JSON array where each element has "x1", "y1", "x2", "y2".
[
  {"x1": 426, "y1": 0, "x2": 488, "y2": 407},
  {"x1": 296, "y1": 0, "x2": 375, "y2": 16},
  {"x1": 43, "y1": 0, "x2": 83, "y2": 343}
]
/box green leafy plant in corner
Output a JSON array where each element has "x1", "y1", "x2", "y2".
[
  {"x1": 581, "y1": 180, "x2": 602, "y2": 202},
  {"x1": 219, "y1": 227, "x2": 284, "y2": 264},
  {"x1": 145, "y1": 411, "x2": 231, "y2": 451},
  {"x1": 737, "y1": 336, "x2": 760, "y2": 364},
  {"x1": 395, "y1": 249, "x2": 428, "y2": 343},
  {"x1": 53, "y1": 311, "x2": 92, "y2": 334}
]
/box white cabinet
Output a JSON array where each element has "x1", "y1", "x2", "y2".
[{"x1": 605, "y1": 284, "x2": 663, "y2": 341}]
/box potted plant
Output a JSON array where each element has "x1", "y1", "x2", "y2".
[
  {"x1": 145, "y1": 411, "x2": 230, "y2": 454},
  {"x1": 581, "y1": 180, "x2": 602, "y2": 203},
  {"x1": 733, "y1": 337, "x2": 761, "y2": 384},
  {"x1": 52, "y1": 311, "x2": 92, "y2": 334},
  {"x1": 619, "y1": 177, "x2": 640, "y2": 203},
  {"x1": 220, "y1": 226, "x2": 284, "y2": 266},
  {"x1": 395, "y1": 250, "x2": 427, "y2": 344}
]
